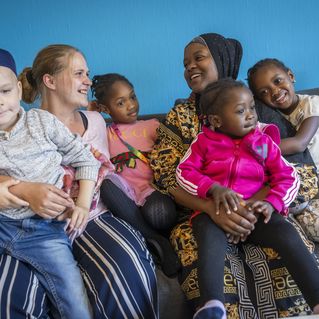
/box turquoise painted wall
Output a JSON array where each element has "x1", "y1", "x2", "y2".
[{"x1": 2, "y1": 0, "x2": 319, "y2": 114}]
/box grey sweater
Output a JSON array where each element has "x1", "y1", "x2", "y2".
[{"x1": 0, "y1": 108, "x2": 100, "y2": 219}]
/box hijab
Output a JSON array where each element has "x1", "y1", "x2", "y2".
[{"x1": 188, "y1": 33, "x2": 242, "y2": 80}]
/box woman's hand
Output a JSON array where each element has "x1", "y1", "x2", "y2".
[
  {"x1": 0, "y1": 179, "x2": 30, "y2": 209},
  {"x1": 10, "y1": 182, "x2": 74, "y2": 219},
  {"x1": 203, "y1": 198, "x2": 257, "y2": 237}
]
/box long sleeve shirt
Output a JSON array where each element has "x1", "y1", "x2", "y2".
[
  {"x1": 177, "y1": 125, "x2": 300, "y2": 214},
  {"x1": 0, "y1": 108, "x2": 100, "y2": 219}
]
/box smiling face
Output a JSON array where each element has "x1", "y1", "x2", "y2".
[
  {"x1": 209, "y1": 86, "x2": 257, "y2": 139},
  {"x1": 0, "y1": 66, "x2": 22, "y2": 131},
  {"x1": 250, "y1": 64, "x2": 299, "y2": 115},
  {"x1": 103, "y1": 80, "x2": 139, "y2": 124},
  {"x1": 183, "y1": 42, "x2": 218, "y2": 94},
  {"x1": 52, "y1": 52, "x2": 92, "y2": 108}
]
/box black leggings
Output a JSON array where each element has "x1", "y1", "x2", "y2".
[
  {"x1": 192, "y1": 213, "x2": 319, "y2": 309},
  {"x1": 100, "y1": 179, "x2": 181, "y2": 277},
  {"x1": 100, "y1": 179, "x2": 177, "y2": 233}
]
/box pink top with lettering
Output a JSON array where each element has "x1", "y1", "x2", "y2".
[{"x1": 107, "y1": 119, "x2": 159, "y2": 206}]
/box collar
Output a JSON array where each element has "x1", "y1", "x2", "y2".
[{"x1": 0, "y1": 107, "x2": 25, "y2": 141}]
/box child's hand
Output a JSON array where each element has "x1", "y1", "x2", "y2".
[
  {"x1": 247, "y1": 201, "x2": 274, "y2": 223},
  {"x1": 208, "y1": 184, "x2": 243, "y2": 215},
  {"x1": 67, "y1": 205, "x2": 89, "y2": 232},
  {"x1": 0, "y1": 179, "x2": 29, "y2": 209}
]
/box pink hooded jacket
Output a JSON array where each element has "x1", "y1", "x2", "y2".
[{"x1": 176, "y1": 124, "x2": 299, "y2": 214}]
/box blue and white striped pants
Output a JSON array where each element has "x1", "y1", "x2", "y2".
[{"x1": 0, "y1": 212, "x2": 158, "y2": 319}]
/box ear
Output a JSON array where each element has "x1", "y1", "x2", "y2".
[
  {"x1": 42, "y1": 74, "x2": 56, "y2": 90},
  {"x1": 208, "y1": 114, "x2": 222, "y2": 128},
  {"x1": 99, "y1": 103, "x2": 110, "y2": 114},
  {"x1": 17, "y1": 81, "x2": 22, "y2": 100},
  {"x1": 287, "y1": 69, "x2": 296, "y2": 83}
]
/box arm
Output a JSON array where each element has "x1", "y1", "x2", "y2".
[
  {"x1": 149, "y1": 105, "x2": 255, "y2": 235},
  {"x1": 170, "y1": 186, "x2": 256, "y2": 236},
  {"x1": 0, "y1": 175, "x2": 73, "y2": 218},
  {"x1": 176, "y1": 133, "x2": 215, "y2": 198},
  {"x1": 264, "y1": 138, "x2": 300, "y2": 213},
  {"x1": 67, "y1": 179, "x2": 95, "y2": 231},
  {"x1": 280, "y1": 117, "x2": 319, "y2": 155},
  {"x1": 177, "y1": 136, "x2": 242, "y2": 213},
  {"x1": 43, "y1": 110, "x2": 100, "y2": 181},
  {"x1": 0, "y1": 179, "x2": 29, "y2": 209}
]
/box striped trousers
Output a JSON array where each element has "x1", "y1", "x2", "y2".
[{"x1": 0, "y1": 212, "x2": 158, "y2": 319}]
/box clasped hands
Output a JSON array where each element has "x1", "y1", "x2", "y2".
[{"x1": 205, "y1": 184, "x2": 274, "y2": 244}]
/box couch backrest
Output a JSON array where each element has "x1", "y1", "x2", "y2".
[{"x1": 104, "y1": 88, "x2": 319, "y2": 122}]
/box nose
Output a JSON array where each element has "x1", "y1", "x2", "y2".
[
  {"x1": 85, "y1": 75, "x2": 92, "y2": 86},
  {"x1": 246, "y1": 109, "x2": 255, "y2": 120},
  {"x1": 186, "y1": 60, "x2": 196, "y2": 72},
  {"x1": 271, "y1": 86, "x2": 280, "y2": 97}
]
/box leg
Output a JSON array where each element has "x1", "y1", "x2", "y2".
[
  {"x1": 0, "y1": 254, "x2": 51, "y2": 319},
  {"x1": 8, "y1": 219, "x2": 91, "y2": 319},
  {"x1": 73, "y1": 212, "x2": 158, "y2": 319},
  {"x1": 100, "y1": 179, "x2": 181, "y2": 277},
  {"x1": 248, "y1": 213, "x2": 319, "y2": 310},
  {"x1": 141, "y1": 191, "x2": 177, "y2": 231},
  {"x1": 192, "y1": 214, "x2": 227, "y2": 319}
]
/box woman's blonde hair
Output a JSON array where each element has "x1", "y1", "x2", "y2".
[{"x1": 19, "y1": 44, "x2": 81, "y2": 103}]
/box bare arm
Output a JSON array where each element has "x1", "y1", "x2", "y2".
[
  {"x1": 169, "y1": 186, "x2": 257, "y2": 236},
  {"x1": 0, "y1": 179, "x2": 30, "y2": 209},
  {"x1": 66, "y1": 179, "x2": 95, "y2": 231},
  {"x1": 280, "y1": 117, "x2": 319, "y2": 155},
  {"x1": 1, "y1": 176, "x2": 74, "y2": 219}
]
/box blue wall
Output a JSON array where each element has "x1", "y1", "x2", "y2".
[{"x1": 2, "y1": 0, "x2": 319, "y2": 114}]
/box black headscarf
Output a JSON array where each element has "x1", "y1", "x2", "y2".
[
  {"x1": 188, "y1": 33, "x2": 243, "y2": 80},
  {"x1": 187, "y1": 33, "x2": 243, "y2": 113}
]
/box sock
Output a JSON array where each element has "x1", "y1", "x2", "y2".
[{"x1": 193, "y1": 299, "x2": 226, "y2": 319}]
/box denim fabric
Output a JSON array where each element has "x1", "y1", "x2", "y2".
[{"x1": 0, "y1": 216, "x2": 91, "y2": 319}]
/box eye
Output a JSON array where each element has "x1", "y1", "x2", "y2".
[
  {"x1": 1, "y1": 89, "x2": 11, "y2": 94},
  {"x1": 195, "y1": 55, "x2": 205, "y2": 62},
  {"x1": 236, "y1": 108, "x2": 245, "y2": 114},
  {"x1": 259, "y1": 89, "x2": 268, "y2": 96},
  {"x1": 130, "y1": 94, "x2": 137, "y2": 101},
  {"x1": 117, "y1": 100, "x2": 125, "y2": 107},
  {"x1": 274, "y1": 77, "x2": 282, "y2": 85}
]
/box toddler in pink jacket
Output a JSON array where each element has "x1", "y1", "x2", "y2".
[{"x1": 176, "y1": 78, "x2": 319, "y2": 319}]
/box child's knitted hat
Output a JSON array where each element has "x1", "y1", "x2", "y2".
[{"x1": 0, "y1": 49, "x2": 17, "y2": 75}]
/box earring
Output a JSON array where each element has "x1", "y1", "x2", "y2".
[{"x1": 293, "y1": 80, "x2": 296, "y2": 83}]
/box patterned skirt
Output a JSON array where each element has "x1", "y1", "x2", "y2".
[{"x1": 170, "y1": 216, "x2": 317, "y2": 318}]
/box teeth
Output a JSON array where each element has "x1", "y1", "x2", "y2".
[
  {"x1": 79, "y1": 89, "x2": 87, "y2": 94},
  {"x1": 275, "y1": 92, "x2": 286, "y2": 102},
  {"x1": 191, "y1": 74, "x2": 200, "y2": 80}
]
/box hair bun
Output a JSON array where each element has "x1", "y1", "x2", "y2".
[{"x1": 26, "y1": 69, "x2": 36, "y2": 87}]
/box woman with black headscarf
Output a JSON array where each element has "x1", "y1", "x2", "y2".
[{"x1": 150, "y1": 33, "x2": 317, "y2": 318}]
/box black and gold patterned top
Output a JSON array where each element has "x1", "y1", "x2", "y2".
[{"x1": 150, "y1": 94, "x2": 201, "y2": 194}]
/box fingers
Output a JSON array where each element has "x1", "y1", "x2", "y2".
[
  {"x1": 7, "y1": 193, "x2": 29, "y2": 208},
  {"x1": 56, "y1": 210, "x2": 71, "y2": 221},
  {"x1": 49, "y1": 187, "x2": 74, "y2": 202},
  {"x1": 68, "y1": 208, "x2": 88, "y2": 231},
  {"x1": 264, "y1": 213, "x2": 271, "y2": 224},
  {"x1": 3, "y1": 179, "x2": 21, "y2": 187}
]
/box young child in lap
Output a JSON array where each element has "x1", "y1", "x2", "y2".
[
  {"x1": 176, "y1": 78, "x2": 319, "y2": 319},
  {"x1": 0, "y1": 48, "x2": 100, "y2": 319},
  {"x1": 90, "y1": 73, "x2": 180, "y2": 276},
  {"x1": 247, "y1": 58, "x2": 319, "y2": 242}
]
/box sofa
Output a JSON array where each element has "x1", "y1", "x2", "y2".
[{"x1": 107, "y1": 88, "x2": 319, "y2": 319}]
